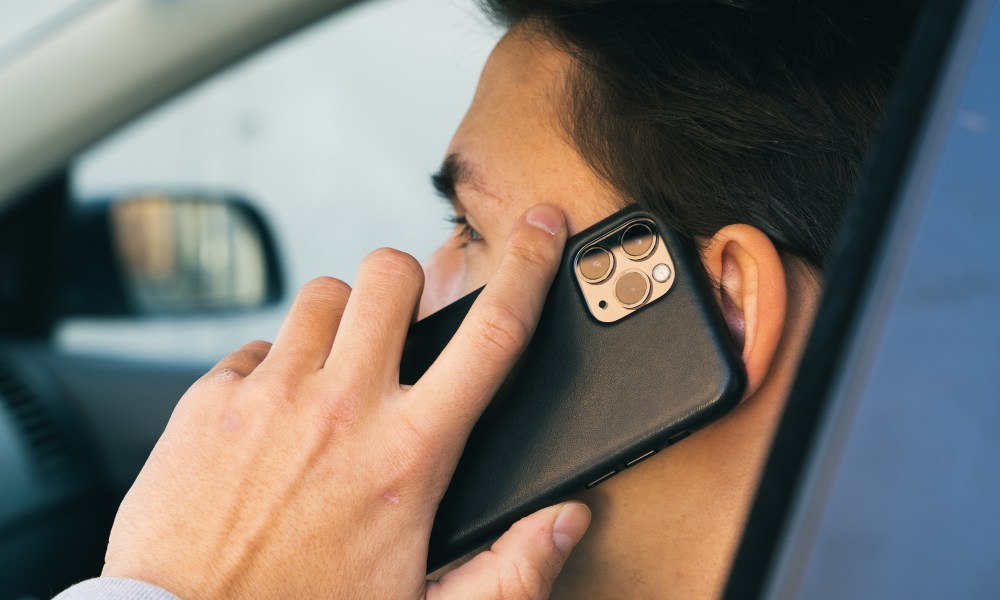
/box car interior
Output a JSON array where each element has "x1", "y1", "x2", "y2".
[{"x1": 2, "y1": 0, "x2": 998, "y2": 597}]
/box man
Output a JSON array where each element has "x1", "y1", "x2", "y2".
[{"x1": 57, "y1": 1, "x2": 914, "y2": 598}]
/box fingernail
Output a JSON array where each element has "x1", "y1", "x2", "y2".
[
  {"x1": 525, "y1": 205, "x2": 564, "y2": 236},
  {"x1": 552, "y1": 502, "x2": 591, "y2": 556}
]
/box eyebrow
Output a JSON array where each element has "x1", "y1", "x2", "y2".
[{"x1": 431, "y1": 153, "x2": 472, "y2": 203}]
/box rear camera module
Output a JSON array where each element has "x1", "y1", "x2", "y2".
[
  {"x1": 573, "y1": 218, "x2": 675, "y2": 323},
  {"x1": 615, "y1": 270, "x2": 651, "y2": 309},
  {"x1": 578, "y1": 246, "x2": 614, "y2": 283},
  {"x1": 621, "y1": 222, "x2": 656, "y2": 260}
]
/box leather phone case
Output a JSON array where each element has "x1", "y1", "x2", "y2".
[{"x1": 400, "y1": 206, "x2": 746, "y2": 571}]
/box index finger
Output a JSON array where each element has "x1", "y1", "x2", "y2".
[{"x1": 410, "y1": 204, "x2": 567, "y2": 446}]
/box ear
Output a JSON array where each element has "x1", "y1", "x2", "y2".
[{"x1": 701, "y1": 225, "x2": 787, "y2": 396}]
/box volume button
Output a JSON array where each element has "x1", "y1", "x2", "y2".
[
  {"x1": 667, "y1": 430, "x2": 692, "y2": 445},
  {"x1": 625, "y1": 449, "x2": 657, "y2": 468},
  {"x1": 585, "y1": 470, "x2": 618, "y2": 489}
]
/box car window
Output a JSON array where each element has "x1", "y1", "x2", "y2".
[{"x1": 58, "y1": 0, "x2": 501, "y2": 362}]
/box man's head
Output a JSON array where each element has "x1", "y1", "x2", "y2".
[
  {"x1": 421, "y1": 0, "x2": 913, "y2": 387},
  {"x1": 419, "y1": 1, "x2": 915, "y2": 595}
]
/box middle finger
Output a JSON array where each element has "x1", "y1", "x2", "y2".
[
  {"x1": 325, "y1": 248, "x2": 424, "y2": 386},
  {"x1": 260, "y1": 276, "x2": 352, "y2": 378}
]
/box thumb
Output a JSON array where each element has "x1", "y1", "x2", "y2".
[{"x1": 425, "y1": 502, "x2": 591, "y2": 600}]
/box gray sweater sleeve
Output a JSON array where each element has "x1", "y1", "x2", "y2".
[{"x1": 52, "y1": 578, "x2": 181, "y2": 600}]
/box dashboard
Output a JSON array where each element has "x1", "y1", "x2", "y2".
[{"x1": 0, "y1": 344, "x2": 204, "y2": 596}]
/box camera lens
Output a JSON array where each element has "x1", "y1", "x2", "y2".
[
  {"x1": 621, "y1": 223, "x2": 655, "y2": 259},
  {"x1": 578, "y1": 246, "x2": 614, "y2": 283},
  {"x1": 615, "y1": 270, "x2": 651, "y2": 308}
]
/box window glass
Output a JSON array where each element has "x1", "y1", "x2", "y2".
[{"x1": 58, "y1": 0, "x2": 501, "y2": 362}]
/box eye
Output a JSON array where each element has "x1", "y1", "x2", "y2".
[{"x1": 446, "y1": 214, "x2": 483, "y2": 247}]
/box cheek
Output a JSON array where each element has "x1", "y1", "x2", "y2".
[
  {"x1": 419, "y1": 244, "x2": 501, "y2": 319},
  {"x1": 419, "y1": 246, "x2": 468, "y2": 319}
]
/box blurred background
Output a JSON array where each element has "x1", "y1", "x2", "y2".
[{"x1": 0, "y1": 0, "x2": 500, "y2": 362}]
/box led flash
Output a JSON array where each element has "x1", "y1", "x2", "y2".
[{"x1": 652, "y1": 263, "x2": 672, "y2": 283}]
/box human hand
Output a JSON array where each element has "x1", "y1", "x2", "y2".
[{"x1": 101, "y1": 204, "x2": 590, "y2": 600}]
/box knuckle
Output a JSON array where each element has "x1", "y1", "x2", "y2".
[
  {"x1": 315, "y1": 376, "x2": 370, "y2": 434},
  {"x1": 473, "y1": 302, "x2": 531, "y2": 357},
  {"x1": 507, "y1": 240, "x2": 552, "y2": 274},
  {"x1": 319, "y1": 394, "x2": 360, "y2": 436},
  {"x1": 208, "y1": 367, "x2": 242, "y2": 384},
  {"x1": 500, "y1": 559, "x2": 548, "y2": 600}
]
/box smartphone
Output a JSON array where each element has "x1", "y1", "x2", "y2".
[{"x1": 400, "y1": 206, "x2": 745, "y2": 571}]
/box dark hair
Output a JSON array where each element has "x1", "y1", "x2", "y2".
[{"x1": 479, "y1": 0, "x2": 916, "y2": 269}]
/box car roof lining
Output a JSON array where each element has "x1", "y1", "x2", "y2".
[{"x1": 0, "y1": 0, "x2": 360, "y2": 213}]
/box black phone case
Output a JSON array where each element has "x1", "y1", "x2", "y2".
[{"x1": 400, "y1": 206, "x2": 745, "y2": 571}]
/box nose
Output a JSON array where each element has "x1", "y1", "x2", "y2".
[{"x1": 417, "y1": 245, "x2": 467, "y2": 320}]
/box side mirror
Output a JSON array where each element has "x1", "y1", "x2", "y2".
[{"x1": 61, "y1": 192, "x2": 283, "y2": 317}]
